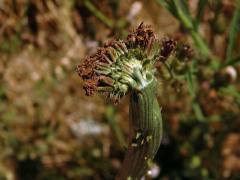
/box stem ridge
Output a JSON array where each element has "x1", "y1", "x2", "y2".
[{"x1": 117, "y1": 80, "x2": 163, "y2": 180}]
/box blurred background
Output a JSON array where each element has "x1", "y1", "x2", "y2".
[{"x1": 0, "y1": 0, "x2": 240, "y2": 179}]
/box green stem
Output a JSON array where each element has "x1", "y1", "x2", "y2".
[
  {"x1": 172, "y1": 0, "x2": 193, "y2": 30},
  {"x1": 226, "y1": 7, "x2": 240, "y2": 62},
  {"x1": 117, "y1": 80, "x2": 163, "y2": 179},
  {"x1": 156, "y1": 0, "x2": 211, "y2": 58},
  {"x1": 173, "y1": 0, "x2": 210, "y2": 57},
  {"x1": 190, "y1": 30, "x2": 210, "y2": 58},
  {"x1": 83, "y1": 0, "x2": 114, "y2": 28}
]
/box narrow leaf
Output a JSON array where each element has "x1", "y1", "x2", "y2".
[
  {"x1": 180, "y1": 0, "x2": 191, "y2": 17},
  {"x1": 186, "y1": 59, "x2": 197, "y2": 98},
  {"x1": 226, "y1": 8, "x2": 240, "y2": 62},
  {"x1": 172, "y1": 0, "x2": 194, "y2": 29},
  {"x1": 84, "y1": 0, "x2": 114, "y2": 28},
  {"x1": 155, "y1": 0, "x2": 178, "y2": 17},
  {"x1": 192, "y1": 102, "x2": 205, "y2": 121},
  {"x1": 222, "y1": 56, "x2": 240, "y2": 67},
  {"x1": 186, "y1": 68, "x2": 195, "y2": 98}
]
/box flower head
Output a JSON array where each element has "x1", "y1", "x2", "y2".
[
  {"x1": 160, "y1": 37, "x2": 177, "y2": 61},
  {"x1": 77, "y1": 23, "x2": 193, "y2": 101},
  {"x1": 77, "y1": 23, "x2": 160, "y2": 102}
]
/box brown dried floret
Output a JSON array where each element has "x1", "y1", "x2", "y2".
[
  {"x1": 82, "y1": 78, "x2": 99, "y2": 96},
  {"x1": 160, "y1": 37, "x2": 177, "y2": 61},
  {"x1": 77, "y1": 48, "x2": 108, "y2": 95},
  {"x1": 127, "y1": 22, "x2": 156, "y2": 50},
  {"x1": 77, "y1": 40, "x2": 127, "y2": 96},
  {"x1": 77, "y1": 56, "x2": 98, "y2": 96}
]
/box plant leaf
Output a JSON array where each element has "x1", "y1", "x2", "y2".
[
  {"x1": 222, "y1": 56, "x2": 240, "y2": 67},
  {"x1": 226, "y1": 7, "x2": 240, "y2": 62},
  {"x1": 155, "y1": 0, "x2": 178, "y2": 17},
  {"x1": 186, "y1": 68, "x2": 195, "y2": 98}
]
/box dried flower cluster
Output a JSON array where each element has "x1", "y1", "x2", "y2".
[
  {"x1": 160, "y1": 37, "x2": 194, "y2": 61},
  {"x1": 77, "y1": 23, "x2": 193, "y2": 101},
  {"x1": 77, "y1": 23, "x2": 157, "y2": 101},
  {"x1": 160, "y1": 37, "x2": 177, "y2": 61}
]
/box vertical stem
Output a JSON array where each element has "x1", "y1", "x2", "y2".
[
  {"x1": 190, "y1": 30, "x2": 210, "y2": 58},
  {"x1": 117, "y1": 80, "x2": 163, "y2": 179},
  {"x1": 83, "y1": 0, "x2": 114, "y2": 28}
]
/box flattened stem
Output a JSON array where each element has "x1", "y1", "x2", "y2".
[{"x1": 117, "y1": 80, "x2": 163, "y2": 180}]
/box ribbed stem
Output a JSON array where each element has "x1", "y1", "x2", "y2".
[{"x1": 117, "y1": 80, "x2": 163, "y2": 180}]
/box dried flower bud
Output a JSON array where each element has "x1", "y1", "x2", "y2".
[
  {"x1": 160, "y1": 37, "x2": 177, "y2": 61},
  {"x1": 176, "y1": 43, "x2": 194, "y2": 61},
  {"x1": 127, "y1": 22, "x2": 156, "y2": 53}
]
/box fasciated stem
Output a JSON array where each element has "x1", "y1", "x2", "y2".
[{"x1": 117, "y1": 79, "x2": 162, "y2": 180}]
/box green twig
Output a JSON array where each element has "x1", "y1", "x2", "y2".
[
  {"x1": 83, "y1": 0, "x2": 114, "y2": 28},
  {"x1": 186, "y1": 61, "x2": 205, "y2": 121},
  {"x1": 190, "y1": 30, "x2": 210, "y2": 58},
  {"x1": 156, "y1": 0, "x2": 211, "y2": 58},
  {"x1": 172, "y1": 0, "x2": 193, "y2": 29}
]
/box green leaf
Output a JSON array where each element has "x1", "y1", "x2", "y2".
[
  {"x1": 222, "y1": 56, "x2": 240, "y2": 67},
  {"x1": 83, "y1": 0, "x2": 114, "y2": 28},
  {"x1": 190, "y1": 30, "x2": 210, "y2": 57},
  {"x1": 226, "y1": 8, "x2": 240, "y2": 62},
  {"x1": 172, "y1": 0, "x2": 194, "y2": 29},
  {"x1": 192, "y1": 102, "x2": 205, "y2": 121},
  {"x1": 155, "y1": 0, "x2": 177, "y2": 17},
  {"x1": 185, "y1": 60, "x2": 205, "y2": 121},
  {"x1": 186, "y1": 68, "x2": 195, "y2": 98},
  {"x1": 180, "y1": 0, "x2": 191, "y2": 17},
  {"x1": 186, "y1": 60, "x2": 197, "y2": 98}
]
